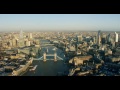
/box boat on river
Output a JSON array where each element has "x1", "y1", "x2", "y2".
[{"x1": 29, "y1": 65, "x2": 38, "y2": 71}]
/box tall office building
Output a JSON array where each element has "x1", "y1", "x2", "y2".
[
  {"x1": 112, "y1": 41, "x2": 115, "y2": 48},
  {"x1": 29, "y1": 33, "x2": 33, "y2": 39},
  {"x1": 107, "y1": 33, "x2": 111, "y2": 43},
  {"x1": 115, "y1": 32, "x2": 118, "y2": 42},
  {"x1": 76, "y1": 43, "x2": 81, "y2": 55},
  {"x1": 8, "y1": 40, "x2": 12, "y2": 47},
  {"x1": 57, "y1": 32, "x2": 60, "y2": 37},
  {"x1": 115, "y1": 32, "x2": 119, "y2": 47},
  {"x1": 77, "y1": 34, "x2": 83, "y2": 43},
  {"x1": 19, "y1": 30, "x2": 24, "y2": 47},
  {"x1": 20, "y1": 30, "x2": 23, "y2": 39},
  {"x1": 101, "y1": 34, "x2": 106, "y2": 45},
  {"x1": 93, "y1": 36, "x2": 96, "y2": 44},
  {"x1": 12, "y1": 38, "x2": 17, "y2": 47},
  {"x1": 97, "y1": 30, "x2": 101, "y2": 45}
]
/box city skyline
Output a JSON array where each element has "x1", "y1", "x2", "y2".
[
  {"x1": 0, "y1": 14, "x2": 120, "y2": 31},
  {"x1": 0, "y1": 30, "x2": 120, "y2": 76}
]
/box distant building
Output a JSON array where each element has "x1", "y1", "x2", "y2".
[
  {"x1": 18, "y1": 30, "x2": 25, "y2": 47},
  {"x1": 12, "y1": 38, "x2": 17, "y2": 47},
  {"x1": 105, "y1": 49, "x2": 112, "y2": 55},
  {"x1": 25, "y1": 40, "x2": 31, "y2": 46},
  {"x1": 20, "y1": 30, "x2": 23, "y2": 39},
  {"x1": 107, "y1": 33, "x2": 111, "y2": 43},
  {"x1": 63, "y1": 35, "x2": 66, "y2": 39},
  {"x1": 69, "y1": 55, "x2": 92, "y2": 65},
  {"x1": 115, "y1": 32, "x2": 118, "y2": 42},
  {"x1": 89, "y1": 40, "x2": 93, "y2": 46},
  {"x1": 8, "y1": 40, "x2": 13, "y2": 47},
  {"x1": 93, "y1": 36, "x2": 96, "y2": 44},
  {"x1": 111, "y1": 57, "x2": 120, "y2": 62},
  {"x1": 29, "y1": 33, "x2": 32, "y2": 39},
  {"x1": 97, "y1": 30, "x2": 101, "y2": 45},
  {"x1": 112, "y1": 41, "x2": 115, "y2": 48},
  {"x1": 77, "y1": 34, "x2": 83, "y2": 43},
  {"x1": 18, "y1": 39, "x2": 25, "y2": 47},
  {"x1": 35, "y1": 39, "x2": 40, "y2": 45},
  {"x1": 101, "y1": 34, "x2": 106, "y2": 45},
  {"x1": 76, "y1": 43, "x2": 82, "y2": 55}
]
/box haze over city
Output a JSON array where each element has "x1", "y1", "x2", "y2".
[{"x1": 0, "y1": 14, "x2": 120, "y2": 31}]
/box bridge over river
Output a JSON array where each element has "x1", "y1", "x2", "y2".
[{"x1": 23, "y1": 39, "x2": 69, "y2": 76}]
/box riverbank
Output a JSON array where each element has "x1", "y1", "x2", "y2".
[
  {"x1": 12, "y1": 58, "x2": 33, "y2": 76},
  {"x1": 23, "y1": 39, "x2": 69, "y2": 76}
]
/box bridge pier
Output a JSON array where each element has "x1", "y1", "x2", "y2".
[
  {"x1": 54, "y1": 53, "x2": 57, "y2": 62},
  {"x1": 43, "y1": 52, "x2": 46, "y2": 62},
  {"x1": 40, "y1": 52, "x2": 62, "y2": 62}
]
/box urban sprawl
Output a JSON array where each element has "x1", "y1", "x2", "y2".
[{"x1": 0, "y1": 30, "x2": 120, "y2": 76}]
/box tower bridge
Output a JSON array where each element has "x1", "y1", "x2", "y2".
[
  {"x1": 34, "y1": 52, "x2": 63, "y2": 61},
  {"x1": 40, "y1": 44, "x2": 54, "y2": 47}
]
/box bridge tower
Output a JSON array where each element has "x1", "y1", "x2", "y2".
[
  {"x1": 43, "y1": 52, "x2": 46, "y2": 62},
  {"x1": 54, "y1": 53, "x2": 57, "y2": 62}
]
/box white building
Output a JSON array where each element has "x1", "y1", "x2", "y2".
[
  {"x1": 115, "y1": 32, "x2": 118, "y2": 42},
  {"x1": 29, "y1": 33, "x2": 32, "y2": 39},
  {"x1": 20, "y1": 30, "x2": 23, "y2": 39},
  {"x1": 26, "y1": 41, "x2": 31, "y2": 46},
  {"x1": 77, "y1": 34, "x2": 83, "y2": 42}
]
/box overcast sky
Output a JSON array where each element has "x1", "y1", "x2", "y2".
[{"x1": 0, "y1": 14, "x2": 120, "y2": 31}]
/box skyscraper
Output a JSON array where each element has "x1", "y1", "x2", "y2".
[
  {"x1": 77, "y1": 34, "x2": 82, "y2": 43},
  {"x1": 115, "y1": 32, "x2": 118, "y2": 42},
  {"x1": 19, "y1": 30, "x2": 24, "y2": 47},
  {"x1": 115, "y1": 32, "x2": 119, "y2": 47},
  {"x1": 20, "y1": 30, "x2": 23, "y2": 39},
  {"x1": 97, "y1": 30, "x2": 101, "y2": 45},
  {"x1": 12, "y1": 38, "x2": 17, "y2": 47},
  {"x1": 107, "y1": 33, "x2": 111, "y2": 43},
  {"x1": 93, "y1": 36, "x2": 96, "y2": 44},
  {"x1": 101, "y1": 34, "x2": 106, "y2": 45},
  {"x1": 29, "y1": 33, "x2": 32, "y2": 39}
]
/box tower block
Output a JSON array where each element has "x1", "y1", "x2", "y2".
[
  {"x1": 43, "y1": 52, "x2": 46, "y2": 62},
  {"x1": 54, "y1": 53, "x2": 57, "y2": 62}
]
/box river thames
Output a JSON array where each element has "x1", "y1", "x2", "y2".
[{"x1": 23, "y1": 39, "x2": 69, "y2": 76}]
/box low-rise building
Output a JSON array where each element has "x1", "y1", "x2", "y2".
[
  {"x1": 69, "y1": 55, "x2": 92, "y2": 65},
  {"x1": 111, "y1": 57, "x2": 120, "y2": 62}
]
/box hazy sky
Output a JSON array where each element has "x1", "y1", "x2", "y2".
[{"x1": 0, "y1": 14, "x2": 120, "y2": 31}]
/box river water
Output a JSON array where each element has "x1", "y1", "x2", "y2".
[{"x1": 23, "y1": 39, "x2": 69, "y2": 76}]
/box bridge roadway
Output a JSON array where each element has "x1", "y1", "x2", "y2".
[
  {"x1": 40, "y1": 44, "x2": 54, "y2": 47},
  {"x1": 34, "y1": 54, "x2": 63, "y2": 60}
]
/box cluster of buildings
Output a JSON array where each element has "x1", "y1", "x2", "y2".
[
  {"x1": 0, "y1": 46, "x2": 34, "y2": 76},
  {"x1": 41, "y1": 30, "x2": 120, "y2": 76},
  {"x1": 67, "y1": 31, "x2": 120, "y2": 76},
  {"x1": 0, "y1": 30, "x2": 120, "y2": 76},
  {"x1": 0, "y1": 30, "x2": 41, "y2": 49},
  {"x1": 0, "y1": 31, "x2": 41, "y2": 76}
]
